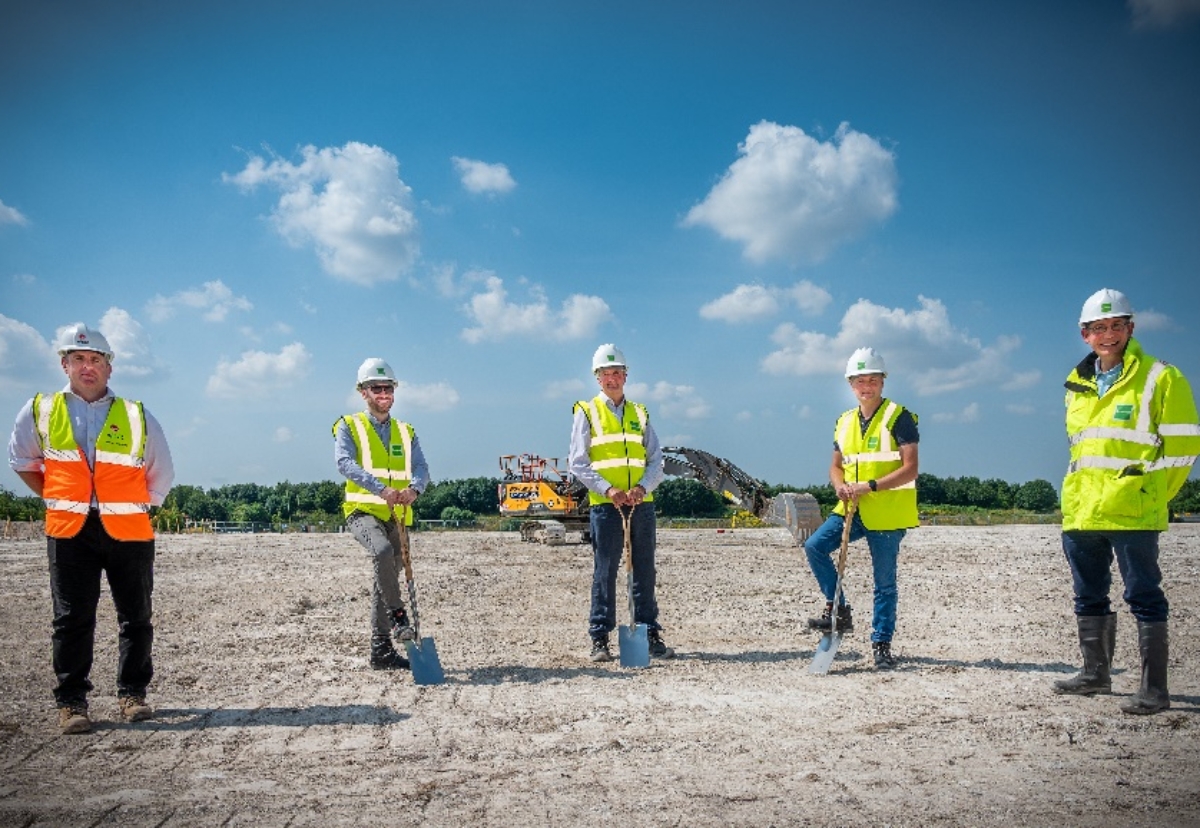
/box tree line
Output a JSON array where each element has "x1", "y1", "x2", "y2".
[{"x1": 4, "y1": 475, "x2": 1199, "y2": 526}]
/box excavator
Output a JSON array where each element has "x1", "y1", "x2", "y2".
[{"x1": 497, "y1": 447, "x2": 823, "y2": 547}]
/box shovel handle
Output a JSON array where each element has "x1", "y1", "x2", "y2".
[
  {"x1": 829, "y1": 500, "x2": 855, "y2": 633},
  {"x1": 394, "y1": 505, "x2": 422, "y2": 641}
]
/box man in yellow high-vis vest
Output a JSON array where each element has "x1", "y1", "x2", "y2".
[
  {"x1": 568, "y1": 343, "x2": 672, "y2": 663},
  {"x1": 1054, "y1": 288, "x2": 1200, "y2": 714},
  {"x1": 8, "y1": 324, "x2": 175, "y2": 735},
  {"x1": 802, "y1": 347, "x2": 919, "y2": 669},
  {"x1": 333, "y1": 358, "x2": 430, "y2": 672}
]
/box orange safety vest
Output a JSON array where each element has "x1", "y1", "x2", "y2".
[{"x1": 35, "y1": 392, "x2": 154, "y2": 541}]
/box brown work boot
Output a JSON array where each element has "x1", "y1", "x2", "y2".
[
  {"x1": 119, "y1": 695, "x2": 154, "y2": 722},
  {"x1": 58, "y1": 706, "x2": 92, "y2": 735}
]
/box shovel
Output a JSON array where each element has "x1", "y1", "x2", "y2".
[
  {"x1": 395, "y1": 506, "x2": 446, "y2": 685},
  {"x1": 808, "y1": 499, "x2": 855, "y2": 676},
  {"x1": 616, "y1": 503, "x2": 650, "y2": 668}
]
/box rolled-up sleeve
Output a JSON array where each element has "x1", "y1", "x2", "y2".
[
  {"x1": 142, "y1": 408, "x2": 175, "y2": 506},
  {"x1": 7, "y1": 398, "x2": 42, "y2": 474}
]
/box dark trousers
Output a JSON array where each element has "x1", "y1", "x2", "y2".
[
  {"x1": 1061, "y1": 530, "x2": 1167, "y2": 622},
  {"x1": 589, "y1": 501, "x2": 660, "y2": 637},
  {"x1": 48, "y1": 511, "x2": 156, "y2": 707}
]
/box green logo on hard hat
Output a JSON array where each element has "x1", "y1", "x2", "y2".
[
  {"x1": 376, "y1": 368, "x2": 386, "y2": 375},
  {"x1": 857, "y1": 361, "x2": 866, "y2": 370},
  {"x1": 606, "y1": 354, "x2": 615, "y2": 362},
  {"x1": 1101, "y1": 302, "x2": 1112, "y2": 313}
]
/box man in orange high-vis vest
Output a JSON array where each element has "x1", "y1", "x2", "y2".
[{"x1": 7, "y1": 323, "x2": 175, "y2": 735}]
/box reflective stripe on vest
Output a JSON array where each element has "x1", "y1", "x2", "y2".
[
  {"x1": 833, "y1": 400, "x2": 917, "y2": 531},
  {"x1": 339, "y1": 413, "x2": 414, "y2": 523},
  {"x1": 575, "y1": 394, "x2": 652, "y2": 506},
  {"x1": 35, "y1": 393, "x2": 153, "y2": 541}
]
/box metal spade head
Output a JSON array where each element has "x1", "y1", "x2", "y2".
[{"x1": 404, "y1": 637, "x2": 446, "y2": 685}]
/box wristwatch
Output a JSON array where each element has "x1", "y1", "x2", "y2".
[{"x1": 868, "y1": 479, "x2": 878, "y2": 492}]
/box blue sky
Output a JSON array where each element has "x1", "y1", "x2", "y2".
[{"x1": 3, "y1": 0, "x2": 1199, "y2": 495}]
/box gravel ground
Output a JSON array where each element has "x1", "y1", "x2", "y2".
[{"x1": 1, "y1": 524, "x2": 1198, "y2": 827}]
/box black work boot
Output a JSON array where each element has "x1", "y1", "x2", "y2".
[
  {"x1": 1121, "y1": 620, "x2": 1169, "y2": 715},
  {"x1": 807, "y1": 602, "x2": 854, "y2": 632},
  {"x1": 1053, "y1": 613, "x2": 1116, "y2": 696},
  {"x1": 647, "y1": 629, "x2": 675, "y2": 659},
  {"x1": 872, "y1": 641, "x2": 896, "y2": 669},
  {"x1": 391, "y1": 607, "x2": 415, "y2": 642},
  {"x1": 370, "y1": 635, "x2": 411, "y2": 671},
  {"x1": 590, "y1": 633, "x2": 613, "y2": 663}
]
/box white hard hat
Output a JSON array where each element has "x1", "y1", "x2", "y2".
[
  {"x1": 592, "y1": 343, "x2": 627, "y2": 373},
  {"x1": 1079, "y1": 288, "x2": 1134, "y2": 327},
  {"x1": 356, "y1": 357, "x2": 397, "y2": 388},
  {"x1": 845, "y1": 347, "x2": 887, "y2": 378},
  {"x1": 57, "y1": 323, "x2": 114, "y2": 360}
]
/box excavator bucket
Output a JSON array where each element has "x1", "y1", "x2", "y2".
[{"x1": 763, "y1": 492, "x2": 824, "y2": 546}]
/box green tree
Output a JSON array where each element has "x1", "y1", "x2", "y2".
[
  {"x1": 1014, "y1": 479, "x2": 1059, "y2": 512},
  {"x1": 1169, "y1": 479, "x2": 1200, "y2": 516},
  {"x1": 0, "y1": 485, "x2": 44, "y2": 521},
  {"x1": 653, "y1": 478, "x2": 727, "y2": 517},
  {"x1": 440, "y1": 506, "x2": 476, "y2": 523}
]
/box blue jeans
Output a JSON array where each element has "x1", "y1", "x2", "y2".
[
  {"x1": 589, "y1": 502, "x2": 660, "y2": 637},
  {"x1": 1061, "y1": 530, "x2": 1167, "y2": 622},
  {"x1": 803, "y1": 512, "x2": 904, "y2": 643},
  {"x1": 47, "y1": 511, "x2": 155, "y2": 707}
]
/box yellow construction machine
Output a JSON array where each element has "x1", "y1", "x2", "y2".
[{"x1": 498, "y1": 447, "x2": 822, "y2": 546}]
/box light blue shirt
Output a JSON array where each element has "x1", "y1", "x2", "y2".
[
  {"x1": 568, "y1": 395, "x2": 664, "y2": 497},
  {"x1": 7, "y1": 384, "x2": 175, "y2": 506},
  {"x1": 333, "y1": 411, "x2": 429, "y2": 496},
  {"x1": 1096, "y1": 360, "x2": 1124, "y2": 398}
]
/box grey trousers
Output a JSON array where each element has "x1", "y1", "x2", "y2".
[{"x1": 346, "y1": 512, "x2": 407, "y2": 637}]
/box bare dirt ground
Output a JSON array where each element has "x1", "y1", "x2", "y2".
[{"x1": 1, "y1": 523, "x2": 1199, "y2": 827}]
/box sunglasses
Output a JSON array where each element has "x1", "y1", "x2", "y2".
[{"x1": 363, "y1": 384, "x2": 395, "y2": 394}]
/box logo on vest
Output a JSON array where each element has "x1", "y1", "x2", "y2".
[
  {"x1": 391, "y1": 445, "x2": 405, "y2": 457},
  {"x1": 629, "y1": 420, "x2": 642, "y2": 434},
  {"x1": 99, "y1": 424, "x2": 129, "y2": 449},
  {"x1": 1113, "y1": 404, "x2": 1134, "y2": 422},
  {"x1": 867, "y1": 436, "x2": 880, "y2": 450}
]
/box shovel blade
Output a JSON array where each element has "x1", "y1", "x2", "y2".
[
  {"x1": 404, "y1": 637, "x2": 446, "y2": 685},
  {"x1": 807, "y1": 630, "x2": 844, "y2": 675},
  {"x1": 618, "y1": 623, "x2": 650, "y2": 668}
]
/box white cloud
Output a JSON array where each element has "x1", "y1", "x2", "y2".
[
  {"x1": 1001, "y1": 370, "x2": 1041, "y2": 391},
  {"x1": 431, "y1": 264, "x2": 489, "y2": 299},
  {"x1": 145, "y1": 280, "x2": 253, "y2": 323},
  {"x1": 0, "y1": 198, "x2": 29, "y2": 226},
  {"x1": 273, "y1": 426, "x2": 294, "y2": 442},
  {"x1": 700, "y1": 280, "x2": 832, "y2": 324},
  {"x1": 1006, "y1": 404, "x2": 1036, "y2": 416},
  {"x1": 762, "y1": 295, "x2": 1028, "y2": 396},
  {"x1": 1129, "y1": 0, "x2": 1200, "y2": 28},
  {"x1": 395, "y1": 380, "x2": 460, "y2": 413},
  {"x1": 12, "y1": 273, "x2": 37, "y2": 285},
  {"x1": 461, "y1": 275, "x2": 612, "y2": 343},
  {"x1": 931, "y1": 402, "x2": 980, "y2": 424},
  {"x1": 452, "y1": 156, "x2": 517, "y2": 195},
  {"x1": 0, "y1": 314, "x2": 56, "y2": 391},
  {"x1": 225, "y1": 142, "x2": 419, "y2": 286},
  {"x1": 683, "y1": 121, "x2": 898, "y2": 264},
  {"x1": 627, "y1": 381, "x2": 711, "y2": 420},
  {"x1": 543, "y1": 378, "x2": 587, "y2": 400},
  {"x1": 206, "y1": 342, "x2": 311, "y2": 399},
  {"x1": 97, "y1": 307, "x2": 167, "y2": 381},
  {"x1": 1134, "y1": 308, "x2": 1173, "y2": 331}
]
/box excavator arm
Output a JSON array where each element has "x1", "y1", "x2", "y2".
[{"x1": 662, "y1": 446, "x2": 822, "y2": 544}]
